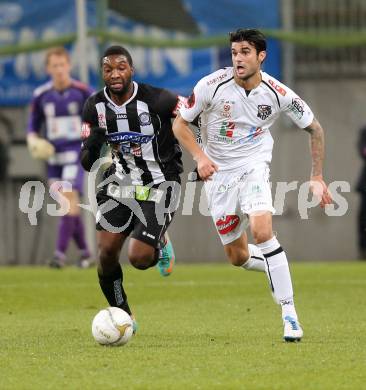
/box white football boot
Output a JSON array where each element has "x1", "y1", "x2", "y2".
[{"x1": 283, "y1": 316, "x2": 303, "y2": 342}]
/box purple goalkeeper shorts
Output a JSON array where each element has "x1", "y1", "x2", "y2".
[
  {"x1": 47, "y1": 162, "x2": 85, "y2": 194},
  {"x1": 47, "y1": 142, "x2": 85, "y2": 194}
]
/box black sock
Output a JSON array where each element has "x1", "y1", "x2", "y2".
[{"x1": 98, "y1": 264, "x2": 132, "y2": 315}]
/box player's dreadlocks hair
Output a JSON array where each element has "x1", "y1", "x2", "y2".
[
  {"x1": 229, "y1": 29, "x2": 267, "y2": 54},
  {"x1": 101, "y1": 45, "x2": 133, "y2": 67}
]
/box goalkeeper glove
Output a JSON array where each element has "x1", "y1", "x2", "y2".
[{"x1": 27, "y1": 135, "x2": 55, "y2": 160}]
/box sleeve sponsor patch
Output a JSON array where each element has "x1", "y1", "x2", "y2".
[
  {"x1": 288, "y1": 98, "x2": 304, "y2": 119},
  {"x1": 81, "y1": 122, "x2": 91, "y2": 139},
  {"x1": 268, "y1": 79, "x2": 287, "y2": 96},
  {"x1": 172, "y1": 95, "x2": 188, "y2": 116},
  {"x1": 186, "y1": 92, "x2": 196, "y2": 108}
]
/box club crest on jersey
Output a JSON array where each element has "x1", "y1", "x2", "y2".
[
  {"x1": 138, "y1": 112, "x2": 152, "y2": 126},
  {"x1": 67, "y1": 102, "x2": 79, "y2": 115},
  {"x1": 44, "y1": 102, "x2": 55, "y2": 117},
  {"x1": 216, "y1": 215, "x2": 240, "y2": 235},
  {"x1": 98, "y1": 113, "x2": 107, "y2": 128},
  {"x1": 257, "y1": 105, "x2": 272, "y2": 120}
]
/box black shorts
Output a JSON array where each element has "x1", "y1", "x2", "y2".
[{"x1": 96, "y1": 179, "x2": 181, "y2": 248}]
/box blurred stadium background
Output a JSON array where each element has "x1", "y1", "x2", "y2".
[{"x1": 0, "y1": 0, "x2": 364, "y2": 265}]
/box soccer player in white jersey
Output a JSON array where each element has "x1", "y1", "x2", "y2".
[{"x1": 173, "y1": 28, "x2": 332, "y2": 342}]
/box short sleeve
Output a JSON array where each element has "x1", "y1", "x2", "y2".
[
  {"x1": 82, "y1": 85, "x2": 95, "y2": 105},
  {"x1": 81, "y1": 97, "x2": 98, "y2": 139},
  {"x1": 154, "y1": 88, "x2": 179, "y2": 118},
  {"x1": 281, "y1": 88, "x2": 314, "y2": 129},
  {"x1": 179, "y1": 78, "x2": 210, "y2": 123}
]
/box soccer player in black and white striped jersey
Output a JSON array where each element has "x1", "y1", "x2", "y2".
[{"x1": 80, "y1": 46, "x2": 185, "y2": 325}]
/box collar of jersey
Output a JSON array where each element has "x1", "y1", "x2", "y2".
[{"x1": 103, "y1": 81, "x2": 138, "y2": 108}]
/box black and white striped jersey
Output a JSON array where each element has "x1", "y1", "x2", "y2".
[{"x1": 82, "y1": 82, "x2": 184, "y2": 185}]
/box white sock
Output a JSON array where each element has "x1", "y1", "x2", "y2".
[
  {"x1": 257, "y1": 236, "x2": 298, "y2": 320},
  {"x1": 242, "y1": 244, "x2": 266, "y2": 272}
]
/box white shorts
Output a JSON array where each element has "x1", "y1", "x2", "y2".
[{"x1": 204, "y1": 163, "x2": 275, "y2": 245}]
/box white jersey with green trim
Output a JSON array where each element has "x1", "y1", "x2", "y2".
[{"x1": 180, "y1": 68, "x2": 314, "y2": 171}]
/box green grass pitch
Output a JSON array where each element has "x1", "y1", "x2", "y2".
[{"x1": 0, "y1": 262, "x2": 365, "y2": 389}]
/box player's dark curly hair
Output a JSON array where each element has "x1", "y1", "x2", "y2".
[
  {"x1": 229, "y1": 29, "x2": 266, "y2": 54},
  {"x1": 100, "y1": 45, "x2": 133, "y2": 67}
]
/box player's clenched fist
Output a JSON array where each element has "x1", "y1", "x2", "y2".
[{"x1": 195, "y1": 152, "x2": 218, "y2": 181}]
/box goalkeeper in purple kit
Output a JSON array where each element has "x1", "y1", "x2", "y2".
[{"x1": 26, "y1": 47, "x2": 93, "y2": 268}]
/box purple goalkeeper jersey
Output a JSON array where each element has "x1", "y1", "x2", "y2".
[{"x1": 27, "y1": 79, "x2": 93, "y2": 154}]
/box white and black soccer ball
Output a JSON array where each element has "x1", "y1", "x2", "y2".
[{"x1": 92, "y1": 307, "x2": 134, "y2": 346}]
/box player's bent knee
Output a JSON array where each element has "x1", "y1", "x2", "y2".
[
  {"x1": 99, "y1": 245, "x2": 120, "y2": 265},
  {"x1": 129, "y1": 253, "x2": 155, "y2": 270},
  {"x1": 252, "y1": 230, "x2": 273, "y2": 244}
]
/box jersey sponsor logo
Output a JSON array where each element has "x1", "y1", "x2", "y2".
[
  {"x1": 206, "y1": 73, "x2": 228, "y2": 86},
  {"x1": 107, "y1": 131, "x2": 153, "y2": 155},
  {"x1": 268, "y1": 79, "x2": 287, "y2": 96},
  {"x1": 187, "y1": 93, "x2": 195, "y2": 108},
  {"x1": 131, "y1": 144, "x2": 142, "y2": 157},
  {"x1": 81, "y1": 122, "x2": 91, "y2": 139},
  {"x1": 247, "y1": 126, "x2": 264, "y2": 143},
  {"x1": 219, "y1": 121, "x2": 235, "y2": 137},
  {"x1": 138, "y1": 112, "x2": 152, "y2": 126},
  {"x1": 107, "y1": 131, "x2": 154, "y2": 144},
  {"x1": 257, "y1": 105, "x2": 272, "y2": 120},
  {"x1": 288, "y1": 98, "x2": 304, "y2": 119},
  {"x1": 116, "y1": 113, "x2": 127, "y2": 120},
  {"x1": 216, "y1": 215, "x2": 240, "y2": 235},
  {"x1": 111, "y1": 143, "x2": 142, "y2": 156}
]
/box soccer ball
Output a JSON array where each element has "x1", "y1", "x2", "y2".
[{"x1": 92, "y1": 307, "x2": 134, "y2": 346}]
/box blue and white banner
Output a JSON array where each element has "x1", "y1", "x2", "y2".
[{"x1": 0, "y1": 0, "x2": 280, "y2": 106}]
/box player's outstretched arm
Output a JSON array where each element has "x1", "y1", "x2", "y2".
[
  {"x1": 304, "y1": 118, "x2": 333, "y2": 208},
  {"x1": 173, "y1": 114, "x2": 218, "y2": 180}
]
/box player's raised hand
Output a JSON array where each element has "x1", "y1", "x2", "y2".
[
  {"x1": 195, "y1": 152, "x2": 218, "y2": 181},
  {"x1": 310, "y1": 175, "x2": 333, "y2": 208}
]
